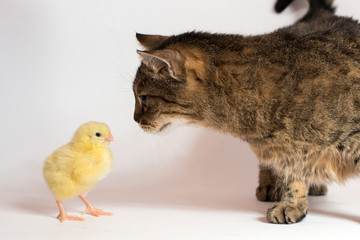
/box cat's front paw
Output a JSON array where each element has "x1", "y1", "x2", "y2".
[
  {"x1": 256, "y1": 184, "x2": 281, "y2": 202},
  {"x1": 267, "y1": 203, "x2": 307, "y2": 224}
]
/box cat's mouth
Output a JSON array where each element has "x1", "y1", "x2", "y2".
[
  {"x1": 140, "y1": 118, "x2": 189, "y2": 134},
  {"x1": 159, "y1": 122, "x2": 171, "y2": 132},
  {"x1": 140, "y1": 122, "x2": 171, "y2": 133}
]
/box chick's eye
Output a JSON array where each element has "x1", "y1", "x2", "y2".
[
  {"x1": 95, "y1": 132, "x2": 101, "y2": 137},
  {"x1": 140, "y1": 95, "x2": 147, "y2": 105}
]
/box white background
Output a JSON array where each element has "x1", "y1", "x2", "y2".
[{"x1": 1, "y1": 0, "x2": 360, "y2": 239}]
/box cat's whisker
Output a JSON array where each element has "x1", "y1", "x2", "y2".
[
  {"x1": 108, "y1": 74, "x2": 132, "y2": 82},
  {"x1": 108, "y1": 67, "x2": 135, "y2": 78},
  {"x1": 115, "y1": 87, "x2": 132, "y2": 92},
  {"x1": 108, "y1": 77, "x2": 133, "y2": 91},
  {"x1": 118, "y1": 66, "x2": 135, "y2": 77},
  {"x1": 134, "y1": 128, "x2": 142, "y2": 139},
  {"x1": 150, "y1": 137, "x2": 161, "y2": 165},
  {"x1": 106, "y1": 70, "x2": 133, "y2": 80},
  {"x1": 112, "y1": 74, "x2": 134, "y2": 85},
  {"x1": 115, "y1": 60, "x2": 137, "y2": 83},
  {"x1": 159, "y1": 140, "x2": 181, "y2": 177}
]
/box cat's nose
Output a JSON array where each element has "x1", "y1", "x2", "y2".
[{"x1": 134, "y1": 113, "x2": 141, "y2": 123}]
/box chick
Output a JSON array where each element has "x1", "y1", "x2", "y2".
[{"x1": 43, "y1": 122, "x2": 114, "y2": 222}]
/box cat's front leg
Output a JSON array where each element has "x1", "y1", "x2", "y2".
[{"x1": 267, "y1": 180, "x2": 308, "y2": 224}]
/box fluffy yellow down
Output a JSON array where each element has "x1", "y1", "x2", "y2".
[{"x1": 43, "y1": 122, "x2": 113, "y2": 200}]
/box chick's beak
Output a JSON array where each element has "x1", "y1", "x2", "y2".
[{"x1": 105, "y1": 133, "x2": 114, "y2": 142}]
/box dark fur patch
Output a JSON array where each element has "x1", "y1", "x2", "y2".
[
  {"x1": 348, "y1": 129, "x2": 360, "y2": 138},
  {"x1": 336, "y1": 142, "x2": 344, "y2": 151}
]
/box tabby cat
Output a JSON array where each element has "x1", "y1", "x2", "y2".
[{"x1": 132, "y1": 0, "x2": 360, "y2": 224}]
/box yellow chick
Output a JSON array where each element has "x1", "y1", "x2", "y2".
[{"x1": 43, "y1": 122, "x2": 114, "y2": 222}]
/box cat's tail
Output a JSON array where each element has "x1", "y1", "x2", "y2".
[{"x1": 275, "y1": 0, "x2": 335, "y2": 21}]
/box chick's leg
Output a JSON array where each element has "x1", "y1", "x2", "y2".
[
  {"x1": 79, "y1": 195, "x2": 113, "y2": 217},
  {"x1": 55, "y1": 200, "x2": 84, "y2": 222}
]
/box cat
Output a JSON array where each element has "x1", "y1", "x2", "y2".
[{"x1": 132, "y1": 0, "x2": 360, "y2": 224}]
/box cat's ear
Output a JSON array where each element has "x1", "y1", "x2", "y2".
[
  {"x1": 136, "y1": 33, "x2": 169, "y2": 50},
  {"x1": 137, "y1": 49, "x2": 185, "y2": 78}
]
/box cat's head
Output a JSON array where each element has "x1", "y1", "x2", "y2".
[{"x1": 133, "y1": 33, "x2": 208, "y2": 133}]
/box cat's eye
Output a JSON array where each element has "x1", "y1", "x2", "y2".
[
  {"x1": 140, "y1": 95, "x2": 148, "y2": 106},
  {"x1": 95, "y1": 132, "x2": 101, "y2": 137}
]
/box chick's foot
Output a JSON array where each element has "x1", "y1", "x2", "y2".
[
  {"x1": 82, "y1": 207, "x2": 113, "y2": 217},
  {"x1": 79, "y1": 195, "x2": 113, "y2": 217},
  {"x1": 57, "y1": 214, "x2": 85, "y2": 223},
  {"x1": 55, "y1": 200, "x2": 84, "y2": 222}
]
